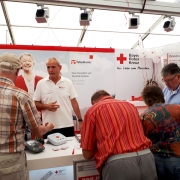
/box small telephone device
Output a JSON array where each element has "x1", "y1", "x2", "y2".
[
  {"x1": 47, "y1": 133, "x2": 67, "y2": 146},
  {"x1": 25, "y1": 140, "x2": 45, "y2": 153}
]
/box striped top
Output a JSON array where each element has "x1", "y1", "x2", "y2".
[
  {"x1": 0, "y1": 77, "x2": 41, "y2": 153},
  {"x1": 81, "y1": 96, "x2": 152, "y2": 172}
]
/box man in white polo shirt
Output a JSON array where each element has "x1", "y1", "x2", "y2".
[{"x1": 34, "y1": 57, "x2": 82, "y2": 138}]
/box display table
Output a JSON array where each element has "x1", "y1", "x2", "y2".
[
  {"x1": 26, "y1": 137, "x2": 83, "y2": 180},
  {"x1": 127, "y1": 101, "x2": 147, "y2": 114}
]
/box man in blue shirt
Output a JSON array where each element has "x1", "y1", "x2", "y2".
[{"x1": 161, "y1": 63, "x2": 180, "y2": 104}]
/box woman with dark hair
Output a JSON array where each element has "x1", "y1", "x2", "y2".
[{"x1": 141, "y1": 85, "x2": 180, "y2": 180}]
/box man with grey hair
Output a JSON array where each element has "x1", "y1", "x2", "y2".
[
  {"x1": 15, "y1": 53, "x2": 43, "y2": 97},
  {"x1": 34, "y1": 57, "x2": 82, "y2": 139},
  {"x1": 0, "y1": 52, "x2": 54, "y2": 180},
  {"x1": 161, "y1": 63, "x2": 180, "y2": 104}
]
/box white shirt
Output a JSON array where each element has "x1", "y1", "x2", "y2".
[{"x1": 33, "y1": 76, "x2": 77, "y2": 129}]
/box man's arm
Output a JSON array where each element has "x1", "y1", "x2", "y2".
[
  {"x1": 81, "y1": 110, "x2": 96, "y2": 160},
  {"x1": 71, "y1": 98, "x2": 81, "y2": 119},
  {"x1": 71, "y1": 98, "x2": 83, "y2": 128},
  {"x1": 31, "y1": 123, "x2": 54, "y2": 137},
  {"x1": 82, "y1": 149, "x2": 95, "y2": 159},
  {"x1": 35, "y1": 101, "x2": 60, "y2": 112}
]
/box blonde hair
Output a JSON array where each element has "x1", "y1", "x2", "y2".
[{"x1": 19, "y1": 53, "x2": 35, "y2": 63}]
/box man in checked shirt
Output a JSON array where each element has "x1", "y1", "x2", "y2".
[{"x1": 0, "y1": 52, "x2": 54, "y2": 180}]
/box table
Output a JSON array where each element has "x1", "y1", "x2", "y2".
[
  {"x1": 127, "y1": 101, "x2": 147, "y2": 114},
  {"x1": 26, "y1": 137, "x2": 84, "y2": 180}
]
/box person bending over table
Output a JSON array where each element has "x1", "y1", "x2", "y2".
[{"x1": 81, "y1": 89, "x2": 157, "y2": 180}]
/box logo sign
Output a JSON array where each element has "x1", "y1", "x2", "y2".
[
  {"x1": 116, "y1": 54, "x2": 127, "y2": 64},
  {"x1": 116, "y1": 53, "x2": 139, "y2": 65},
  {"x1": 169, "y1": 54, "x2": 180, "y2": 58},
  {"x1": 71, "y1": 59, "x2": 92, "y2": 65},
  {"x1": 168, "y1": 53, "x2": 180, "y2": 67},
  {"x1": 71, "y1": 60, "x2": 76, "y2": 64},
  {"x1": 89, "y1": 55, "x2": 93, "y2": 59}
]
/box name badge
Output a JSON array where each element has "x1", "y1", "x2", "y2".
[
  {"x1": 47, "y1": 89, "x2": 53, "y2": 94},
  {"x1": 59, "y1": 86, "x2": 65, "y2": 90}
]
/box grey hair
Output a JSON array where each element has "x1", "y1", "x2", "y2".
[
  {"x1": 46, "y1": 57, "x2": 62, "y2": 75},
  {"x1": 161, "y1": 63, "x2": 180, "y2": 77},
  {"x1": 47, "y1": 57, "x2": 61, "y2": 66}
]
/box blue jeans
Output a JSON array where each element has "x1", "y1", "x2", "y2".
[{"x1": 154, "y1": 154, "x2": 180, "y2": 180}]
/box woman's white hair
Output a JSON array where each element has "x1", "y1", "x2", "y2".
[{"x1": 19, "y1": 53, "x2": 35, "y2": 63}]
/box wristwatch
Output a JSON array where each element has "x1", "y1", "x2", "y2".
[{"x1": 78, "y1": 118, "x2": 83, "y2": 122}]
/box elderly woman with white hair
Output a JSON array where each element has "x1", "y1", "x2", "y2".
[{"x1": 15, "y1": 53, "x2": 43, "y2": 97}]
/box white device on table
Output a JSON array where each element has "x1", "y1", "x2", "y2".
[{"x1": 47, "y1": 133, "x2": 67, "y2": 146}]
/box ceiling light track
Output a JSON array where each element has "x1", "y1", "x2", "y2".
[{"x1": 4, "y1": 0, "x2": 180, "y2": 17}]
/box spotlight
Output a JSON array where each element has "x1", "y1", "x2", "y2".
[
  {"x1": 128, "y1": 13, "x2": 140, "y2": 29},
  {"x1": 79, "y1": 9, "x2": 92, "y2": 26},
  {"x1": 163, "y1": 17, "x2": 176, "y2": 32},
  {"x1": 35, "y1": 5, "x2": 49, "y2": 23}
]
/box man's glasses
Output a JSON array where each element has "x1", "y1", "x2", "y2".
[{"x1": 162, "y1": 75, "x2": 177, "y2": 83}]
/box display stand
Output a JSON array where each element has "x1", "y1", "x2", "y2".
[{"x1": 26, "y1": 137, "x2": 83, "y2": 180}]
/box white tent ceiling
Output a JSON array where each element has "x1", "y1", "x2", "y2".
[{"x1": 0, "y1": 0, "x2": 180, "y2": 49}]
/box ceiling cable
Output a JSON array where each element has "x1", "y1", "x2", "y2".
[
  {"x1": 33, "y1": 6, "x2": 62, "y2": 45},
  {"x1": 141, "y1": 0, "x2": 147, "y2": 13}
]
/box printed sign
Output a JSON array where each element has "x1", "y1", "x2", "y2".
[
  {"x1": 29, "y1": 165, "x2": 73, "y2": 180},
  {"x1": 168, "y1": 52, "x2": 180, "y2": 67},
  {"x1": 0, "y1": 46, "x2": 153, "y2": 117},
  {"x1": 73, "y1": 159, "x2": 100, "y2": 180}
]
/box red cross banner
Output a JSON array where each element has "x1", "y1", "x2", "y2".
[{"x1": 115, "y1": 49, "x2": 153, "y2": 100}]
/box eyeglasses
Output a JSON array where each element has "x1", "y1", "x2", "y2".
[{"x1": 162, "y1": 75, "x2": 177, "y2": 83}]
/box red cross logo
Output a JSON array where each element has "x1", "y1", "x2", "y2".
[{"x1": 117, "y1": 54, "x2": 127, "y2": 64}]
